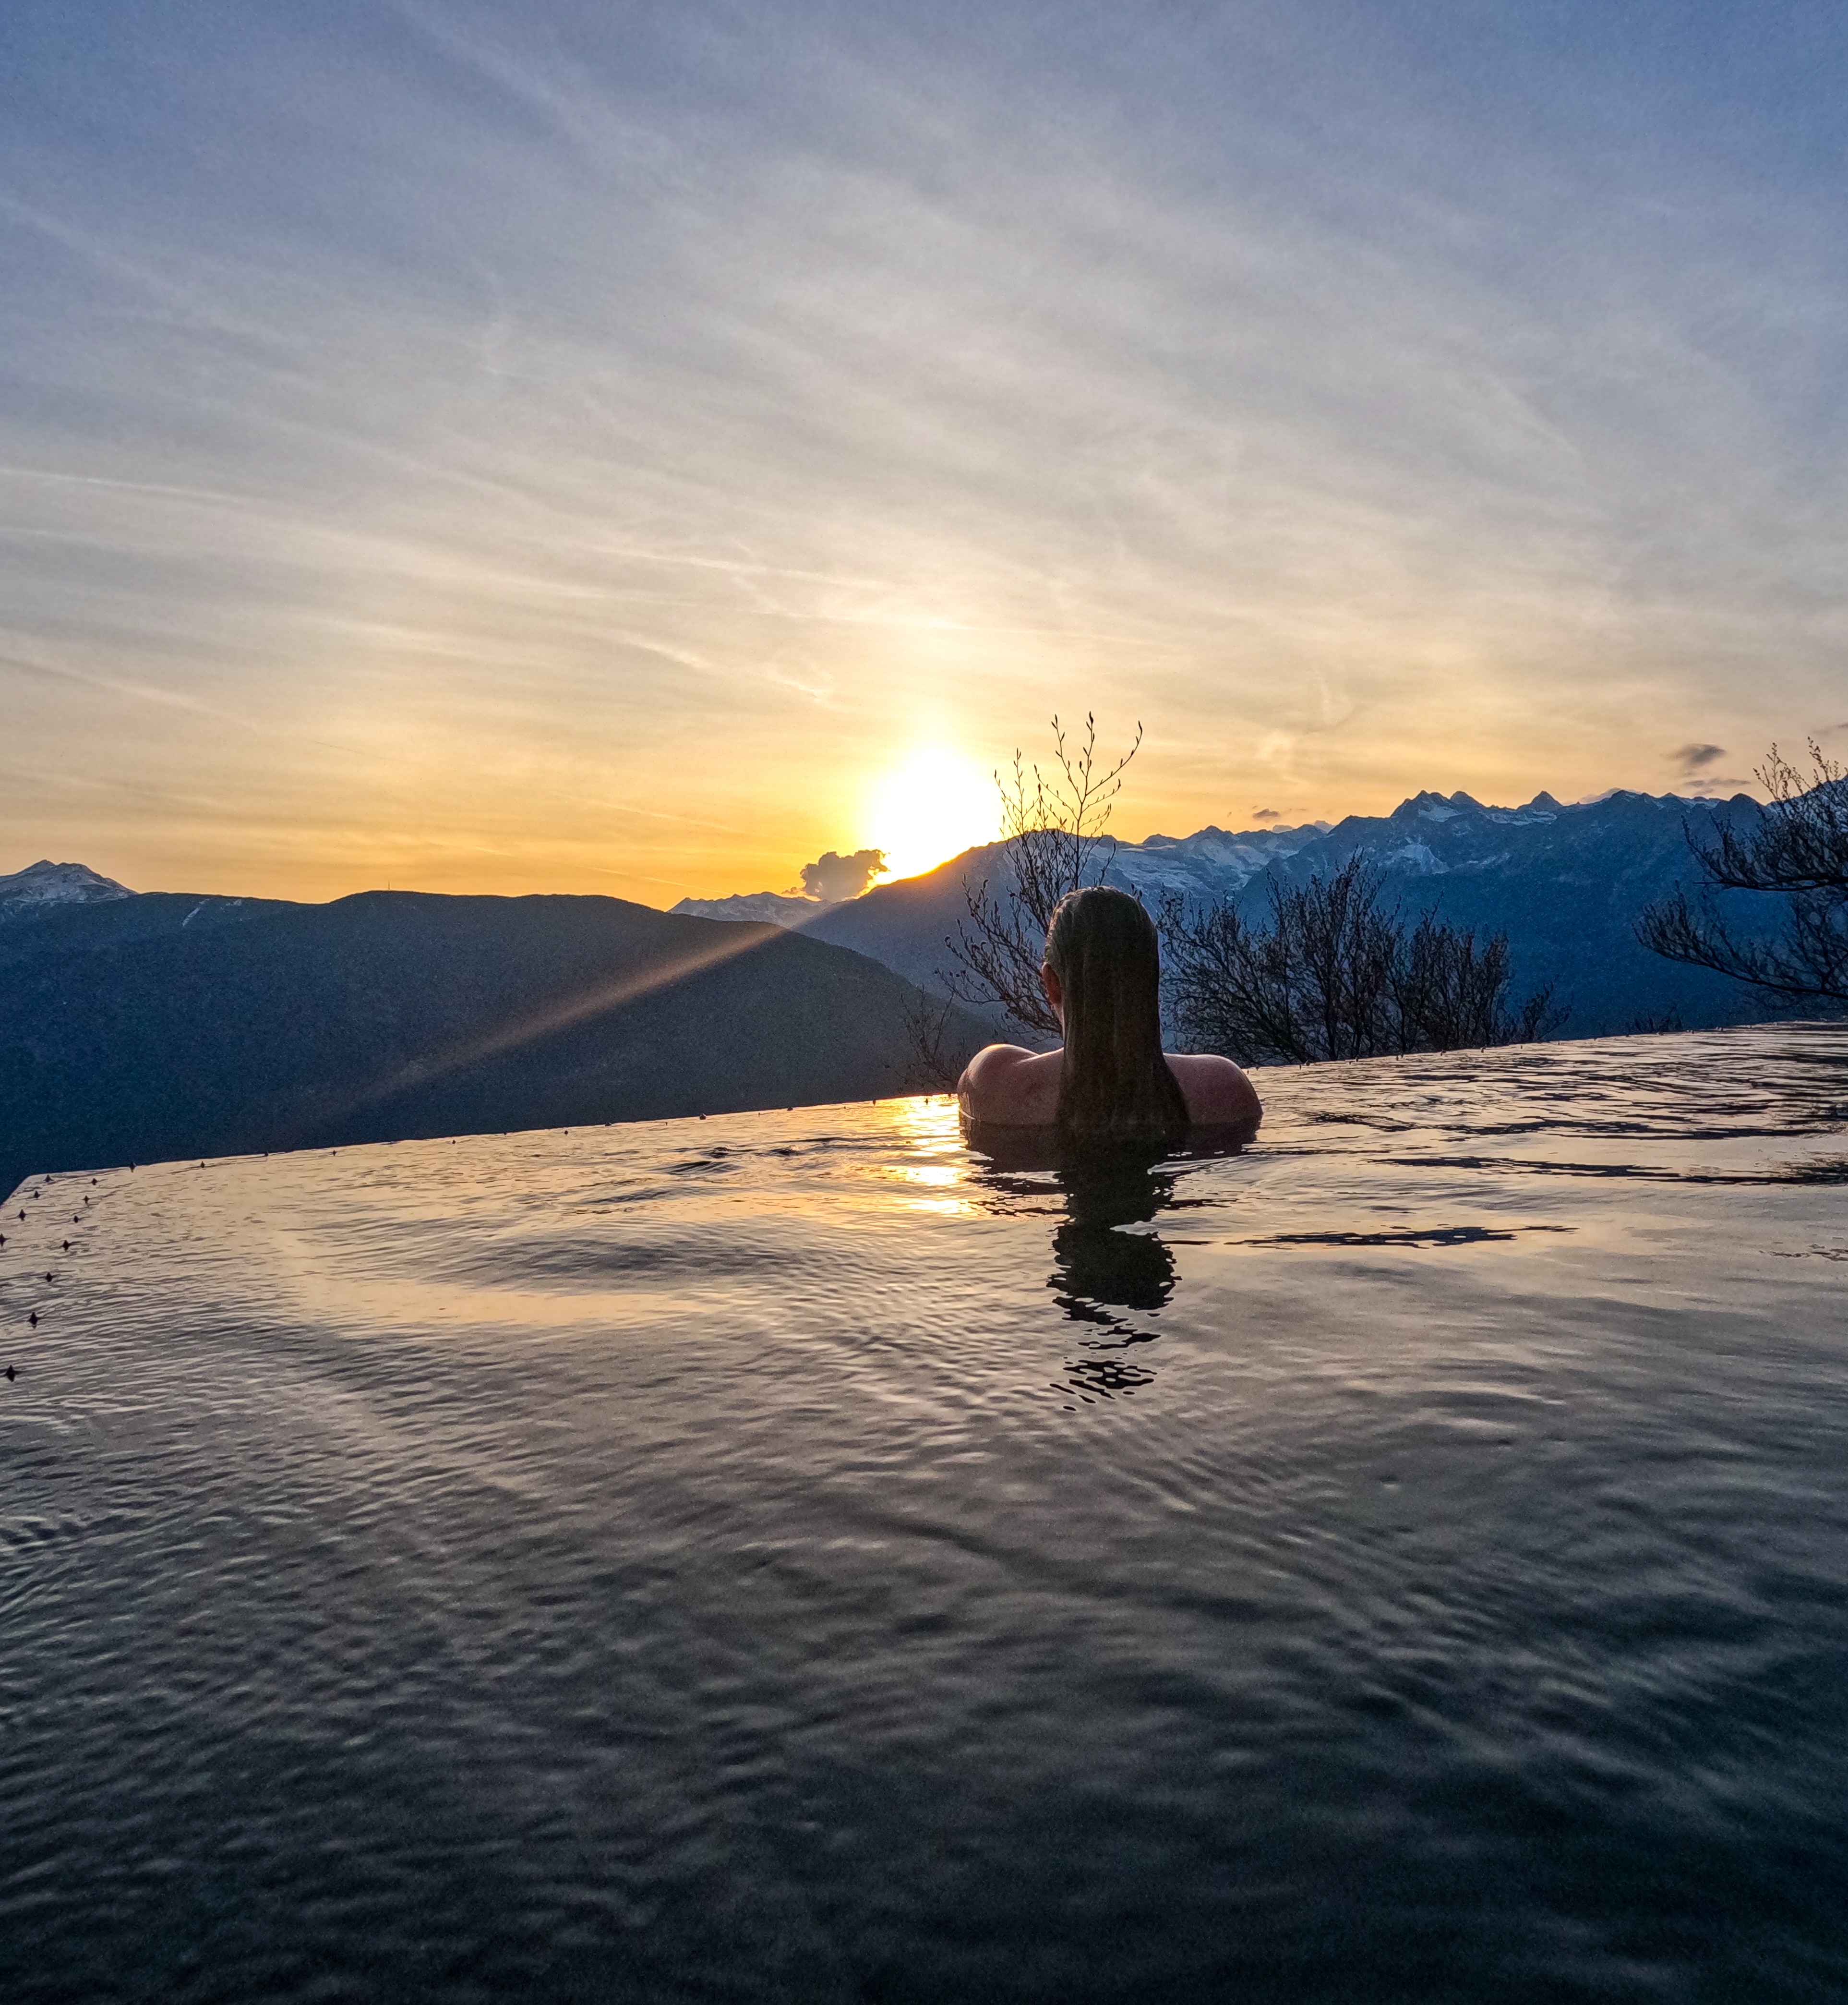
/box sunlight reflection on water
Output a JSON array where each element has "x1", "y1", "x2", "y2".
[{"x1": 4, "y1": 1025, "x2": 1848, "y2": 2001}]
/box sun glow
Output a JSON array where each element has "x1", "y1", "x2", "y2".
[{"x1": 862, "y1": 747, "x2": 1000, "y2": 881}]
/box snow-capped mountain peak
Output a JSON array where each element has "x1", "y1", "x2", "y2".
[
  {"x1": 1104, "y1": 820, "x2": 1331, "y2": 902},
  {"x1": 670, "y1": 889, "x2": 836, "y2": 927},
  {"x1": 1390, "y1": 789, "x2": 1485, "y2": 824},
  {"x1": 0, "y1": 858, "x2": 136, "y2": 917},
  {"x1": 1386, "y1": 788, "x2": 1568, "y2": 829}
]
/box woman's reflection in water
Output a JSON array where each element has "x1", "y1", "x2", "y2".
[
  {"x1": 964, "y1": 1122, "x2": 1256, "y2": 1402},
  {"x1": 1051, "y1": 1150, "x2": 1180, "y2": 1324}
]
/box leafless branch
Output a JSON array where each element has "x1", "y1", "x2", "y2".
[
  {"x1": 897, "y1": 990, "x2": 969, "y2": 1093},
  {"x1": 1160, "y1": 857, "x2": 1564, "y2": 1064},
  {"x1": 1638, "y1": 742, "x2": 1848, "y2": 1006},
  {"x1": 941, "y1": 714, "x2": 1143, "y2": 1038}
]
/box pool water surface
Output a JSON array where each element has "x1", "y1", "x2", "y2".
[{"x1": 4, "y1": 1024, "x2": 1848, "y2": 2001}]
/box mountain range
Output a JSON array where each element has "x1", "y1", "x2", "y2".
[
  {"x1": 0, "y1": 870, "x2": 985, "y2": 1196},
  {"x1": 1, "y1": 784, "x2": 1800, "y2": 1193},
  {"x1": 680, "y1": 788, "x2": 1786, "y2": 1038}
]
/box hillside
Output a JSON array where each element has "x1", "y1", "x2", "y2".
[{"x1": 0, "y1": 889, "x2": 985, "y2": 1196}]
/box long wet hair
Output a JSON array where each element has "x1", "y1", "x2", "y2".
[{"x1": 1045, "y1": 886, "x2": 1189, "y2": 1144}]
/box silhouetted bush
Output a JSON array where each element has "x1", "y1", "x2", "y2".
[
  {"x1": 1160, "y1": 855, "x2": 1562, "y2": 1065},
  {"x1": 1639, "y1": 743, "x2": 1848, "y2": 1007},
  {"x1": 944, "y1": 713, "x2": 1142, "y2": 1039}
]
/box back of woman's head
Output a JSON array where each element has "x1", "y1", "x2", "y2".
[{"x1": 1044, "y1": 886, "x2": 1188, "y2": 1144}]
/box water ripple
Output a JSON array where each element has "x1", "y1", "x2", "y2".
[{"x1": 2, "y1": 1025, "x2": 1848, "y2": 2000}]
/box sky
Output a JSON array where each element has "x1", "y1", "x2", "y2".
[{"x1": 3, "y1": 0, "x2": 1847, "y2": 905}]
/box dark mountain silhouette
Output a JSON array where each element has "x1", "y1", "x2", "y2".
[
  {"x1": 800, "y1": 790, "x2": 1785, "y2": 1038},
  {"x1": 0, "y1": 889, "x2": 985, "y2": 1198},
  {"x1": 806, "y1": 843, "x2": 1012, "y2": 995},
  {"x1": 1230, "y1": 789, "x2": 1777, "y2": 1036}
]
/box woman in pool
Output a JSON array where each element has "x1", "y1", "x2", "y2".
[{"x1": 956, "y1": 884, "x2": 1261, "y2": 1139}]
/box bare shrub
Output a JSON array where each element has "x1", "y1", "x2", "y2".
[
  {"x1": 897, "y1": 990, "x2": 970, "y2": 1094},
  {"x1": 1160, "y1": 856, "x2": 1562, "y2": 1064},
  {"x1": 943, "y1": 714, "x2": 1142, "y2": 1038},
  {"x1": 1639, "y1": 742, "x2": 1848, "y2": 1006}
]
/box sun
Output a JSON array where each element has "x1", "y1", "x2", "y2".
[{"x1": 863, "y1": 747, "x2": 999, "y2": 881}]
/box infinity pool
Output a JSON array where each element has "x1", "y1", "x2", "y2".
[{"x1": 5, "y1": 1025, "x2": 1848, "y2": 2001}]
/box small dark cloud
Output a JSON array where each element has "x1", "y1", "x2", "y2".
[
  {"x1": 1250, "y1": 806, "x2": 1282, "y2": 821},
  {"x1": 800, "y1": 847, "x2": 888, "y2": 901},
  {"x1": 1669, "y1": 743, "x2": 1727, "y2": 776}
]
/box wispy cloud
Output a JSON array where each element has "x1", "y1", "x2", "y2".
[
  {"x1": 4, "y1": 2, "x2": 1847, "y2": 895},
  {"x1": 1666, "y1": 741, "x2": 1757, "y2": 793}
]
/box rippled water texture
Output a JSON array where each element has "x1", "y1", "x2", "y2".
[{"x1": 5, "y1": 1025, "x2": 1848, "y2": 2003}]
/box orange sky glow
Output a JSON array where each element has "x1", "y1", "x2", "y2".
[{"x1": 4, "y1": 6, "x2": 1842, "y2": 907}]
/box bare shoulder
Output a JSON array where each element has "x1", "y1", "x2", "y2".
[
  {"x1": 957, "y1": 1043, "x2": 1063, "y2": 1126},
  {"x1": 1165, "y1": 1052, "x2": 1262, "y2": 1127}
]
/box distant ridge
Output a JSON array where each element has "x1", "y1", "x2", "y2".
[{"x1": 670, "y1": 889, "x2": 837, "y2": 927}]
